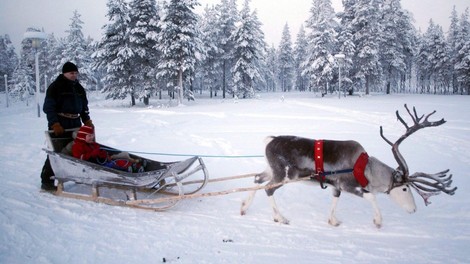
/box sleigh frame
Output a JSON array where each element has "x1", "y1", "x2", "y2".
[{"x1": 43, "y1": 129, "x2": 209, "y2": 211}]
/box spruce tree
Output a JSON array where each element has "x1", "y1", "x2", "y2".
[
  {"x1": 0, "y1": 35, "x2": 19, "y2": 93},
  {"x1": 230, "y1": 0, "x2": 265, "y2": 98},
  {"x1": 156, "y1": 0, "x2": 203, "y2": 105},
  {"x1": 198, "y1": 5, "x2": 223, "y2": 98},
  {"x1": 277, "y1": 23, "x2": 294, "y2": 92},
  {"x1": 380, "y1": 0, "x2": 415, "y2": 94},
  {"x1": 93, "y1": 0, "x2": 133, "y2": 102},
  {"x1": 10, "y1": 63, "x2": 35, "y2": 103},
  {"x1": 416, "y1": 20, "x2": 450, "y2": 94},
  {"x1": 264, "y1": 45, "x2": 277, "y2": 92},
  {"x1": 293, "y1": 25, "x2": 308, "y2": 91},
  {"x1": 304, "y1": 0, "x2": 338, "y2": 95},
  {"x1": 128, "y1": 0, "x2": 160, "y2": 105},
  {"x1": 448, "y1": 6, "x2": 460, "y2": 93},
  {"x1": 62, "y1": 10, "x2": 94, "y2": 88},
  {"x1": 455, "y1": 8, "x2": 470, "y2": 95},
  {"x1": 216, "y1": 0, "x2": 238, "y2": 98},
  {"x1": 351, "y1": 0, "x2": 383, "y2": 94}
]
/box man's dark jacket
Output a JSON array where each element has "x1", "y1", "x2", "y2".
[{"x1": 43, "y1": 74, "x2": 91, "y2": 129}]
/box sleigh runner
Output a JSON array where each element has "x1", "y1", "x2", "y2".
[{"x1": 43, "y1": 129, "x2": 209, "y2": 210}]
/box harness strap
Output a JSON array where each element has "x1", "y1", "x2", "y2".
[
  {"x1": 313, "y1": 140, "x2": 328, "y2": 189},
  {"x1": 314, "y1": 140, "x2": 324, "y2": 177},
  {"x1": 323, "y1": 169, "x2": 354, "y2": 176},
  {"x1": 353, "y1": 152, "x2": 369, "y2": 187},
  {"x1": 313, "y1": 140, "x2": 369, "y2": 188}
]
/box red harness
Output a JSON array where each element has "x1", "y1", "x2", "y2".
[
  {"x1": 314, "y1": 140, "x2": 325, "y2": 177},
  {"x1": 314, "y1": 140, "x2": 369, "y2": 188},
  {"x1": 353, "y1": 152, "x2": 369, "y2": 187}
]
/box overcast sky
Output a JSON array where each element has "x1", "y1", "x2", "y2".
[{"x1": 0, "y1": 0, "x2": 469, "y2": 53}]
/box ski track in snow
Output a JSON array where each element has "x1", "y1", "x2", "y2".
[{"x1": 0, "y1": 92, "x2": 469, "y2": 263}]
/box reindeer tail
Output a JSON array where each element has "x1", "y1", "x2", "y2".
[{"x1": 264, "y1": 136, "x2": 275, "y2": 145}]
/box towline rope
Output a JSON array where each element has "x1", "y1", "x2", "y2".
[{"x1": 100, "y1": 147, "x2": 264, "y2": 158}]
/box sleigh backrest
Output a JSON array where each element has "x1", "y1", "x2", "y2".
[{"x1": 44, "y1": 129, "x2": 78, "y2": 153}]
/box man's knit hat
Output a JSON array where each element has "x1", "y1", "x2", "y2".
[
  {"x1": 76, "y1": 125, "x2": 94, "y2": 142},
  {"x1": 62, "y1": 61, "x2": 78, "y2": 73}
]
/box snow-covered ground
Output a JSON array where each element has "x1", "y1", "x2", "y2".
[{"x1": 0, "y1": 92, "x2": 469, "y2": 263}]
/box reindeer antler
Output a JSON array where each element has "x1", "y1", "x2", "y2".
[
  {"x1": 408, "y1": 170, "x2": 456, "y2": 205},
  {"x1": 380, "y1": 104, "x2": 456, "y2": 205}
]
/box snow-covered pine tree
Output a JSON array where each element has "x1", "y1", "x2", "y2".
[
  {"x1": 42, "y1": 34, "x2": 62, "y2": 86},
  {"x1": 277, "y1": 23, "x2": 294, "y2": 92},
  {"x1": 380, "y1": 0, "x2": 415, "y2": 94},
  {"x1": 455, "y1": 8, "x2": 470, "y2": 95},
  {"x1": 128, "y1": 0, "x2": 160, "y2": 105},
  {"x1": 264, "y1": 45, "x2": 277, "y2": 92},
  {"x1": 16, "y1": 27, "x2": 48, "y2": 101},
  {"x1": 198, "y1": 4, "x2": 223, "y2": 98},
  {"x1": 349, "y1": 0, "x2": 383, "y2": 95},
  {"x1": 215, "y1": 0, "x2": 238, "y2": 98},
  {"x1": 93, "y1": 0, "x2": 133, "y2": 102},
  {"x1": 336, "y1": 24, "x2": 354, "y2": 94},
  {"x1": 10, "y1": 63, "x2": 35, "y2": 103},
  {"x1": 86, "y1": 40, "x2": 105, "y2": 91},
  {"x1": 0, "y1": 35, "x2": 18, "y2": 93},
  {"x1": 62, "y1": 10, "x2": 94, "y2": 89},
  {"x1": 230, "y1": 0, "x2": 265, "y2": 98},
  {"x1": 415, "y1": 26, "x2": 432, "y2": 93},
  {"x1": 303, "y1": 0, "x2": 338, "y2": 95},
  {"x1": 448, "y1": 6, "x2": 460, "y2": 94},
  {"x1": 293, "y1": 25, "x2": 308, "y2": 92},
  {"x1": 156, "y1": 0, "x2": 203, "y2": 105},
  {"x1": 337, "y1": 0, "x2": 357, "y2": 94},
  {"x1": 417, "y1": 20, "x2": 451, "y2": 94}
]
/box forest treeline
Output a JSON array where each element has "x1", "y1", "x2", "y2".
[{"x1": 1, "y1": 0, "x2": 469, "y2": 106}]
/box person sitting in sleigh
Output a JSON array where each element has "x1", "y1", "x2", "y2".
[{"x1": 71, "y1": 125, "x2": 145, "y2": 173}]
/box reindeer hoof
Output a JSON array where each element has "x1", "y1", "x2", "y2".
[
  {"x1": 373, "y1": 220, "x2": 382, "y2": 229},
  {"x1": 274, "y1": 217, "x2": 290, "y2": 225},
  {"x1": 240, "y1": 202, "x2": 248, "y2": 215},
  {"x1": 328, "y1": 218, "x2": 341, "y2": 227}
]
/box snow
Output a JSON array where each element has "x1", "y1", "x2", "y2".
[{"x1": 0, "y1": 92, "x2": 469, "y2": 263}]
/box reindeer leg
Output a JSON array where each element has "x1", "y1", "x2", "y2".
[
  {"x1": 240, "y1": 188, "x2": 258, "y2": 215},
  {"x1": 363, "y1": 192, "x2": 383, "y2": 228},
  {"x1": 268, "y1": 195, "x2": 289, "y2": 224},
  {"x1": 241, "y1": 170, "x2": 273, "y2": 215},
  {"x1": 328, "y1": 188, "x2": 342, "y2": 226}
]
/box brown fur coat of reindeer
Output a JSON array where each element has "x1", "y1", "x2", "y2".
[{"x1": 240, "y1": 105, "x2": 456, "y2": 228}]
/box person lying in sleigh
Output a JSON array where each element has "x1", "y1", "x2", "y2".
[{"x1": 71, "y1": 125, "x2": 145, "y2": 173}]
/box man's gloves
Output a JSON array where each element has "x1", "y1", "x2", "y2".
[
  {"x1": 84, "y1": 119, "x2": 94, "y2": 128},
  {"x1": 52, "y1": 120, "x2": 93, "y2": 136},
  {"x1": 51, "y1": 123, "x2": 64, "y2": 136}
]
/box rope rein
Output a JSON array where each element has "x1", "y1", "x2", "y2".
[
  {"x1": 100, "y1": 147, "x2": 264, "y2": 158},
  {"x1": 135, "y1": 175, "x2": 314, "y2": 205}
]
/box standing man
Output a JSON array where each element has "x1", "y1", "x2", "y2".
[{"x1": 40, "y1": 61, "x2": 93, "y2": 191}]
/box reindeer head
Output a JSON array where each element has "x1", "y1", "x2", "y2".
[{"x1": 380, "y1": 104, "x2": 457, "y2": 207}]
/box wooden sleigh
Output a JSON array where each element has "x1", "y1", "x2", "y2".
[{"x1": 43, "y1": 129, "x2": 209, "y2": 211}]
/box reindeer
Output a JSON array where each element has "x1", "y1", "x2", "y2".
[{"x1": 240, "y1": 105, "x2": 456, "y2": 228}]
